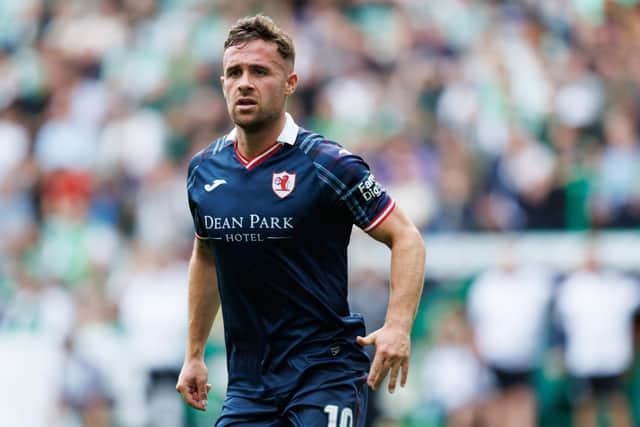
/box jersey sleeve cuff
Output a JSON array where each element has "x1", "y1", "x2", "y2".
[
  {"x1": 195, "y1": 232, "x2": 207, "y2": 240},
  {"x1": 363, "y1": 199, "x2": 396, "y2": 232}
]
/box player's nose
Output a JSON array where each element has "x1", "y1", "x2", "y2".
[{"x1": 237, "y1": 72, "x2": 255, "y2": 92}]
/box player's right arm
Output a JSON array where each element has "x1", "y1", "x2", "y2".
[{"x1": 176, "y1": 237, "x2": 220, "y2": 411}]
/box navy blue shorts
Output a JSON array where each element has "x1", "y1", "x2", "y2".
[{"x1": 215, "y1": 369, "x2": 368, "y2": 427}]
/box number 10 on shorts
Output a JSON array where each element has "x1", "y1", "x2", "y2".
[{"x1": 324, "y1": 404, "x2": 353, "y2": 427}]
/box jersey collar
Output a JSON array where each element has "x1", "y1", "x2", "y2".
[{"x1": 225, "y1": 112, "x2": 299, "y2": 145}]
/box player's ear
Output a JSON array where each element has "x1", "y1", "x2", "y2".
[{"x1": 285, "y1": 73, "x2": 298, "y2": 96}]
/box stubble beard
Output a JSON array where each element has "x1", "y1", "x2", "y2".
[{"x1": 231, "y1": 108, "x2": 280, "y2": 134}]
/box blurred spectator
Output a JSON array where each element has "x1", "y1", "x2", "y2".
[
  {"x1": 0, "y1": 104, "x2": 35, "y2": 252},
  {"x1": 371, "y1": 137, "x2": 438, "y2": 231},
  {"x1": 0, "y1": 263, "x2": 74, "y2": 427},
  {"x1": 45, "y1": 0, "x2": 127, "y2": 65},
  {"x1": 1, "y1": 262, "x2": 75, "y2": 345},
  {"x1": 552, "y1": 50, "x2": 605, "y2": 130},
  {"x1": 116, "y1": 245, "x2": 189, "y2": 427},
  {"x1": 556, "y1": 246, "x2": 639, "y2": 427},
  {"x1": 34, "y1": 170, "x2": 96, "y2": 287},
  {"x1": 34, "y1": 70, "x2": 99, "y2": 174},
  {"x1": 96, "y1": 102, "x2": 168, "y2": 181},
  {"x1": 480, "y1": 126, "x2": 563, "y2": 230},
  {"x1": 0, "y1": 330, "x2": 63, "y2": 427},
  {"x1": 467, "y1": 245, "x2": 554, "y2": 427},
  {"x1": 420, "y1": 307, "x2": 492, "y2": 427},
  {"x1": 59, "y1": 335, "x2": 113, "y2": 427},
  {"x1": 589, "y1": 109, "x2": 640, "y2": 228},
  {"x1": 133, "y1": 161, "x2": 194, "y2": 250},
  {"x1": 73, "y1": 284, "x2": 149, "y2": 427},
  {"x1": 429, "y1": 128, "x2": 476, "y2": 231}
]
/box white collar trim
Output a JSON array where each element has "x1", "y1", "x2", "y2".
[{"x1": 225, "y1": 112, "x2": 299, "y2": 145}]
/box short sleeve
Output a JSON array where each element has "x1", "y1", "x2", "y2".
[
  {"x1": 315, "y1": 146, "x2": 395, "y2": 232},
  {"x1": 186, "y1": 152, "x2": 207, "y2": 239}
]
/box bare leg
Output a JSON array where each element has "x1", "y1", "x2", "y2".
[
  {"x1": 573, "y1": 398, "x2": 596, "y2": 427},
  {"x1": 481, "y1": 392, "x2": 506, "y2": 427},
  {"x1": 503, "y1": 385, "x2": 536, "y2": 427},
  {"x1": 608, "y1": 392, "x2": 632, "y2": 427},
  {"x1": 447, "y1": 404, "x2": 477, "y2": 427},
  {"x1": 82, "y1": 399, "x2": 112, "y2": 427}
]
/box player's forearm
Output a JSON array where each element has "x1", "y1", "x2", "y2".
[
  {"x1": 185, "y1": 239, "x2": 220, "y2": 360},
  {"x1": 384, "y1": 228, "x2": 425, "y2": 333}
]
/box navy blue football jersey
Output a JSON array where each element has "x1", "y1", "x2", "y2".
[{"x1": 186, "y1": 114, "x2": 396, "y2": 398}]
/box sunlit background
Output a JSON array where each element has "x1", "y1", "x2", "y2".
[{"x1": 2, "y1": 0, "x2": 640, "y2": 426}]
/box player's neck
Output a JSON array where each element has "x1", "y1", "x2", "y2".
[{"x1": 235, "y1": 114, "x2": 286, "y2": 160}]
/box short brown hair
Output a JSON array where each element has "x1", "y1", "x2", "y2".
[{"x1": 224, "y1": 15, "x2": 295, "y2": 67}]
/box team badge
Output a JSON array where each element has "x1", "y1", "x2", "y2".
[{"x1": 272, "y1": 171, "x2": 296, "y2": 199}]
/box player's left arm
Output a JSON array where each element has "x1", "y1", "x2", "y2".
[{"x1": 356, "y1": 206, "x2": 425, "y2": 393}]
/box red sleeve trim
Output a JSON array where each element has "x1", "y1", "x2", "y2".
[{"x1": 363, "y1": 199, "x2": 396, "y2": 232}]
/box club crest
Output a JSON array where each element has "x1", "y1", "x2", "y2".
[{"x1": 272, "y1": 171, "x2": 296, "y2": 199}]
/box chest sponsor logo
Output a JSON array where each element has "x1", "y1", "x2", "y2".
[
  {"x1": 203, "y1": 214, "x2": 294, "y2": 242},
  {"x1": 272, "y1": 171, "x2": 296, "y2": 199}
]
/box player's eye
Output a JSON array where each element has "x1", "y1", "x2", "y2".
[
  {"x1": 227, "y1": 68, "x2": 242, "y2": 77},
  {"x1": 253, "y1": 67, "x2": 268, "y2": 76}
]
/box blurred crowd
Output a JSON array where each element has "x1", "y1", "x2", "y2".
[
  {"x1": 1, "y1": 0, "x2": 640, "y2": 426},
  {"x1": 368, "y1": 243, "x2": 640, "y2": 427}
]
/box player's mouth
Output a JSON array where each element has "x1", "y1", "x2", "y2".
[{"x1": 235, "y1": 98, "x2": 258, "y2": 110}]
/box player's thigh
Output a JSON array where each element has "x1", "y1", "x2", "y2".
[
  {"x1": 285, "y1": 371, "x2": 368, "y2": 427},
  {"x1": 215, "y1": 395, "x2": 286, "y2": 427}
]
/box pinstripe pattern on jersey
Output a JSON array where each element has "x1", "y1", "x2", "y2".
[{"x1": 295, "y1": 130, "x2": 391, "y2": 230}]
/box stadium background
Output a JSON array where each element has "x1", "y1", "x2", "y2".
[{"x1": 2, "y1": 0, "x2": 640, "y2": 426}]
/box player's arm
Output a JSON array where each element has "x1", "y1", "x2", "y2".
[
  {"x1": 356, "y1": 206, "x2": 425, "y2": 393},
  {"x1": 176, "y1": 237, "x2": 220, "y2": 411}
]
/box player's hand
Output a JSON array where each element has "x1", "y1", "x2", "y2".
[
  {"x1": 357, "y1": 325, "x2": 410, "y2": 393},
  {"x1": 176, "y1": 358, "x2": 212, "y2": 411}
]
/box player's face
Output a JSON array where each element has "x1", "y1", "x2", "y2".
[{"x1": 221, "y1": 39, "x2": 297, "y2": 131}]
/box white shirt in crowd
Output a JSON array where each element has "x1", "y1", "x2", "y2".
[
  {"x1": 118, "y1": 260, "x2": 189, "y2": 373},
  {"x1": 556, "y1": 269, "x2": 640, "y2": 377},
  {"x1": 421, "y1": 344, "x2": 492, "y2": 412},
  {"x1": 467, "y1": 266, "x2": 554, "y2": 371}
]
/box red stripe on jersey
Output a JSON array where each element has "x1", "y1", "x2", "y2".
[
  {"x1": 363, "y1": 199, "x2": 396, "y2": 232},
  {"x1": 235, "y1": 145, "x2": 249, "y2": 166},
  {"x1": 234, "y1": 142, "x2": 282, "y2": 170}
]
